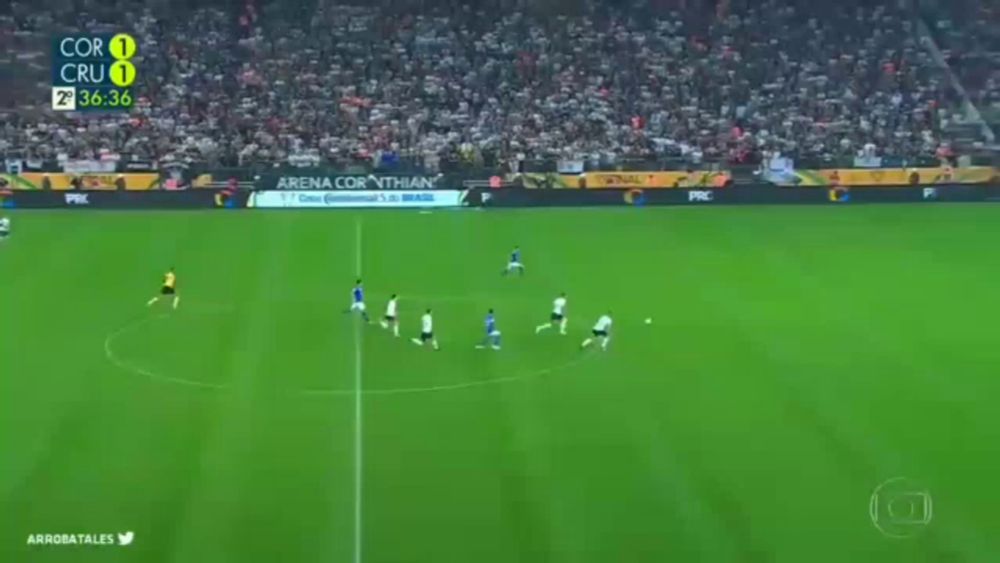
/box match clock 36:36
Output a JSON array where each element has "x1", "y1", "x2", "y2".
[{"x1": 76, "y1": 87, "x2": 134, "y2": 108}]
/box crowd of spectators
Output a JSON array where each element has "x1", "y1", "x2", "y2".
[
  {"x1": 0, "y1": 0, "x2": 992, "y2": 172},
  {"x1": 926, "y1": 0, "x2": 1000, "y2": 126}
]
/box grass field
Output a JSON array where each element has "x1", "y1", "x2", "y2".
[{"x1": 2, "y1": 205, "x2": 999, "y2": 563}]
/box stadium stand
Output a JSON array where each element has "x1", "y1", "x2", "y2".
[
  {"x1": 922, "y1": 0, "x2": 1000, "y2": 130},
  {"x1": 0, "y1": 0, "x2": 996, "y2": 173}
]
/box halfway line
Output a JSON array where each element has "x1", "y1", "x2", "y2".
[{"x1": 353, "y1": 216, "x2": 364, "y2": 563}]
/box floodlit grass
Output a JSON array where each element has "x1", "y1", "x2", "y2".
[{"x1": 2, "y1": 205, "x2": 999, "y2": 563}]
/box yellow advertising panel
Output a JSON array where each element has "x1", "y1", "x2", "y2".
[
  {"x1": 790, "y1": 166, "x2": 997, "y2": 186},
  {"x1": 515, "y1": 171, "x2": 730, "y2": 189},
  {"x1": 577, "y1": 171, "x2": 730, "y2": 188},
  {"x1": 16, "y1": 173, "x2": 160, "y2": 190}
]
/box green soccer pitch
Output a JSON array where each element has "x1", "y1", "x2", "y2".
[{"x1": 2, "y1": 205, "x2": 999, "y2": 563}]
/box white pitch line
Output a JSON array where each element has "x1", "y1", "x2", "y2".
[
  {"x1": 104, "y1": 313, "x2": 228, "y2": 390},
  {"x1": 298, "y1": 352, "x2": 594, "y2": 397},
  {"x1": 353, "y1": 216, "x2": 364, "y2": 563}
]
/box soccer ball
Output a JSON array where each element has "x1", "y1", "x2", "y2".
[{"x1": 644, "y1": 318, "x2": 653, "y2": 325}]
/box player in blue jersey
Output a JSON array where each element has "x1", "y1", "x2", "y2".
[
  {"x1": 476, "y1": 308, "x2": 502, "y2": 350},
  {"x1": 501, "y1": 246, "x2": 524, "y2": 276},
  {"x1": 346, "y1": 279, "x2": 370, "y2": 322}
]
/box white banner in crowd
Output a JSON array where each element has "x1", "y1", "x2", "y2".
[
  {"x1": 248, "y1": 190, "x2": 468, "y2": 208},
  {"x1": 557, "y1": 159, "x2": 585, "y2": 174},
  {"x1": 61, "y1": 159, "x2": 117, "y2": 173}
]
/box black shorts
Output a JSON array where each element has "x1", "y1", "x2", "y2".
[
  {"x1": 0, "y1": 231, "x2": 8, "y2": 238},
  {"x1": 161, "y1": 285, "x2": 175, "y2": 295},
  {"x1": 592, "y1": 329, "x2": 607, "y2": 337},
  {"x1": 550, "y1": 312, "x2": 564, "y2": 322},
  {"x1": 384, "y1": 315, "x2": 397, "y2": 323},
  {"x1": 420, "y1": 331, "x2": 433, "y2": 342}
]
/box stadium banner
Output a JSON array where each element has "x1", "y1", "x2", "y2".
[
  {"x1": 513, "y1": 171, "x2": 730, "y2": 189},
  {"x1": 61, "y1": 159, "x2": 117, "y2": 174},
  {"x1": 772, "y1": 166, "x2": 998, "y2": 187},
  {"x1": 7, "y1": 172, "x2": 162, "y2": 191},
  {"x1": 257, "y1": 173, "x2": 445, "y2": 190},
  {"x1": 471, "y1": 185, "x2": 1000, "y2": 207},
  {"x1": 0, "y1": 189, "x2": 246, "y2": 209},
  {"x1": 248, "y1": 190, "x2": 468, "y2": 208},
  {"x1": 0, "y1": 174, "x2": 38, "y2": 190},
  {"x1": 476, "y1": 187, "x2": 821, "y2": 206}
]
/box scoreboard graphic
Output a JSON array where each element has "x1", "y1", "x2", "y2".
[{"x1": 51, "y1": 33, "x2": 137, "y2": 112}]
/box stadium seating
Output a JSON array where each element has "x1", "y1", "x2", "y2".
[
  {"x1": 923, "y1": 0, "x2": 1000, "y2": 129},
  {"x1": 0, "y1": 0, "x2": 995, "y2": 171}
]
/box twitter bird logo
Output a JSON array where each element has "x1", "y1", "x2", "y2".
[{"x1": 117, "y1": 531, "x2": 134, "y2": 546}]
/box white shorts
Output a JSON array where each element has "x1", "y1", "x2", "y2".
[
  {"x1": 351, "y1": 301, "x2": 366, "y2": 312},
  {"x1": 488, "y1": 330, "x2": 501, "y2": 337},
  {"x1": 507, "y1": 261, "x2": 523, "y2": 269}
]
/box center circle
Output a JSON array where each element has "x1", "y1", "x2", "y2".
[
  {"x1": 106, "y1": 297, "x2": 590, "y2": 396},
  {"x1": 105, "y1": 305, "x2": 240, "y2": 390}
]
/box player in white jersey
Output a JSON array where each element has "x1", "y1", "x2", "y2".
[
  {"x1": 410, "y1": 308, "x2": 440, "y2": 350},
  {"x1": 379, "y1": 294, "x2": 400, "y2": 337},
  {"x1": 580, "y1": 312, "x2": 612, "y2": 350},
  {"x1": 0, "y1": 216, "x2": 10, "y2": 240},
  {"x1": 535, "y1": 293, "x2": 568, "y2": 335}
]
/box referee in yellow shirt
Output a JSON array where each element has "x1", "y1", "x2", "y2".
[{"x1": 146, "y1": 268, "x2": 179, "y2": 310}]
